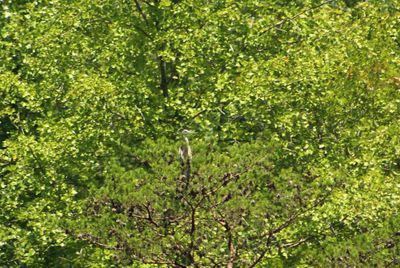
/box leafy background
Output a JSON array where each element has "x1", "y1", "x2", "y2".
[{"x1": 1, "y1": 0, "x2": 400, "y2": 267}]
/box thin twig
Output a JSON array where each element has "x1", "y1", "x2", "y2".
[
  {"x1": 77, "y1": 233, "x2": 124, "y2": 250},
  {"x1": 249, "y1": 192, "x2": 331, "y2": 267},
  {"x1": 259, "y1": 0, "x2": 338, "y2": 36}
]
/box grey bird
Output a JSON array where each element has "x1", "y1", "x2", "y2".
[{"x1": 179, "y1": 129, "x2": 194, "y2": 186}]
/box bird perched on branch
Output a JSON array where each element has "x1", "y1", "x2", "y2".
[{"x1": 179, "y1": 129, "x2": 194, "y2": 184}]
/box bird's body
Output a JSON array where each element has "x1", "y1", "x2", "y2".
[
  {"x1": 179, "y1": 136, "x2": 192, "y2": 163},
  {"x1": 179, "y1": 130, "x2": 194, "y2": 187}
]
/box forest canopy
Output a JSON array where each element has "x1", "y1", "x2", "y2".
[{"x1": 1, "y1": 0, "x2": 400, "y2": 267}]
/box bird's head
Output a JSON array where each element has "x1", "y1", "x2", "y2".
[{"x1": 182, "y1": 129, "x2": 195, "y2": 137}]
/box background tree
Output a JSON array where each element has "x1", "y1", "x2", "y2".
[{"x1": 1, "y1": 0, "x2": 400, "y2": 267}]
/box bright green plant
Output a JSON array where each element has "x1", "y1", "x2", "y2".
[{"x1": 1, "y1": 0, "x2": 400, "y2": 266}]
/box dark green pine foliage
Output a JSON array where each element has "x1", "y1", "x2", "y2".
[{"x1": 71, "y1": 138, "x2": 338, "y2": 267}]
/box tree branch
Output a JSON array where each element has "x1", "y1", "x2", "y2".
[
  {"x1": 259, "y1": 0, "x2": 338, "y2": 36},
  {"x1": 159, "y1": 56, "x2": 169, "y2": 97},
  {"x1": 77, "y1": 233, "x2": 124, "y2": 250},
  {"x1": 226, "y1": 225, "x2": 236, "y2": 268},
  {"x1": 133, "y1": 24, "x2": 152, "y2": 38},
  {"x1": 134, "y1": 0, "x2": 149, "y2": 26},
  {"x1": 249, "y1": 192, "x2": 331, "y2": 267},
  {"x1": 144, "y1": 203, "x2": 160, "y2": 228}
]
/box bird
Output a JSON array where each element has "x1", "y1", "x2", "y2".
[
  {"x1": 179, "y1": 129, "x2": 194, "y2": 186},
  {"x1": 179, "y1": 129, "x2": 193, "y2": 163}
]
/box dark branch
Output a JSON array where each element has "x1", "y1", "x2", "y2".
[
  {"x1": 259, "y1": 0, "x2": 338, "y2": 36},
  {"x1": 134, "y1": 0, "x2": 149, "y2": 26},
  {"x1": 159, "y1": 56, "x2": 169, "y2": 97},
  {"x1": 226, "y1": 225, "x2": 236, "y2": 268},
  {"x1": 249, "y1": 192, "x2": 332, "y2": 267},
  {"x1": 133, "y1": 24, "x2": 152, "y2": 38}
]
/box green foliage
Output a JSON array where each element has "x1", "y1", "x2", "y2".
[
  {"x1": 72, "y1": 138, "x2": 335, "y2": 266},
  {"x1": 1, "y1": 0, "x2": 400, "y2": 266}
]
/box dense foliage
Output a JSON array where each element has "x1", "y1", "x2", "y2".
[{"x1": 1, "y1": 0, "x2": 400, "y2": 267}]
